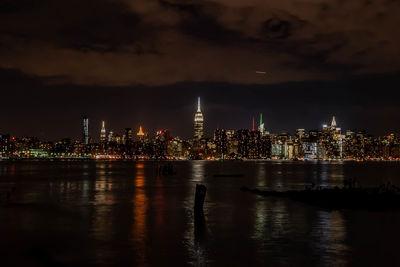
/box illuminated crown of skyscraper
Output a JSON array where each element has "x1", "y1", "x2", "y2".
[
  {"x1": 331, "y1": 116, "x2": 337, "y2": 127},
  {"x1": 100, "y1": 121, "x2": 106, "y2": 142},
  {"x1": 137, "y1": 125, "x2": 144, "y2": 136}
]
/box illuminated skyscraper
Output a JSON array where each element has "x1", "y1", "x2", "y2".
[
  {"x1": 137, "y1": 126, "x2": 144, "y2": 138},
  {"x1": 82, "y1": 116, "x2": 89, "y2": 145},
  {"x1": 258, "y1": 113, "x2": 265, "y2": 135},
  {"x1": 194, "y1": 97, "x2": 204, "y2": 139},
  {"x1": 100, "y1": 121, "x2": 106, "y2": 143},
  {"x1": 125, "y1": 128, "x2": 133, "y2": 145},
  {"x1": 331, "y1": 116, "x2": 337, "y2": 128},
  {"x1": 107, "y1": 130, "x2": 114, "y2": 142}
]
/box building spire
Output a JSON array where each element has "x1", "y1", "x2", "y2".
[
  {"x1": 137, "y1": 125, "x2": 144, "y2": 136},
  {"x1": 197, "y1": 97, "x2": 201, "y2": 112},
  {"x1": 331, "y1": 116, "x2": 337, "y2": 127},
  {"x1": 194, "y1": 97, "x2": 204, "y2": 139},
  {"x1": 260, "y1": 113, "x2": 263, "y2": 126},
  {"x1": 100, "y1": 121, "x2": 106, "y2": 143},
  {"x1": 252, "y1": 117, "x2": 255, "y2": 131}
]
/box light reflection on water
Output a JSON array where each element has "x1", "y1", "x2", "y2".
[
  {"x1": 132, "y1": 163, "x2": 148, "y2": 266},
  {"x1": 184, "y1": 160, "x2": 209, "y2": 266},
  {"x1": 1, "y1": 161, "x2": 400, "y2": 266},
  {"x1": 311, "y1": 210, "x2": 348, "y2": 266}
]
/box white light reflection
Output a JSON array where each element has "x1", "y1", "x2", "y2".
[
  {"x1": 184, "y1": 161, "x2": 209, "y2": 266},
  {"x1": 312, "y1": 210, "x2": 348, "y2": 265}
]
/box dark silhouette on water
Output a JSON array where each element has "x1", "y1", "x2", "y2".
[
  {"x1": 194, "y1": 208, "x2": 207, "y2": 246},
  {"x1": 3, "y1": 185, "x2": 16, "y2": 203},
  {"x1": 241, "y1": 180, "x2": 400, "y2": 211},
  {"x1": 194, "y1": 184, "x2": 207, "y2": 212},
  {"x1": 193, "y1": 184, "x2": 208, "y2": 262}
]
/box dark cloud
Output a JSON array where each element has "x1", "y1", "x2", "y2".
[
  {"x1": 0, "y1": 0, "x2": 399, "y2": 85},
  {"x1": 261, "y1": 18, "x2": 292, "y2": 39},
  {"x1": 0, "y1": 0, "x2": 37, "y2": 15},
  {"x1": 0, "y1": 0, "x2": 154, "y2": 52},
  {"x1": 179, "y1": 9, "x2": 241, "y2": 43}
]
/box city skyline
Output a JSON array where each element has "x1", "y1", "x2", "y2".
[
  {"x1": 2, "y1": 104, "x2": 400, "y2": 161},
  {"x1": 0, "y1": 94, "x2": 394, "y2": 143},
  {"x1": 2, "y1": 80, "x2": 400, "y2": 141},
  {"x1": 3, "y1": 95, "x2": 390, "y2": 161}
]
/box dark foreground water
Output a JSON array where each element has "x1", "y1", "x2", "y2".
[{"x1": 1, "y1": 161, "x2": 400, "y2": 266}]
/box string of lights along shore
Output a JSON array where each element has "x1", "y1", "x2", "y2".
[{"x1": 1, "y1": 97, "x2": 400, "y2": 160}]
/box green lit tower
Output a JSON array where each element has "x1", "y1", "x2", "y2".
[{"x1": 258, "y1": 113, "x2": 265, "y2": 135}]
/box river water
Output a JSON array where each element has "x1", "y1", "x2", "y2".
[{"x1": 1, "y1": 160, "x2": 400, "y2": 266}]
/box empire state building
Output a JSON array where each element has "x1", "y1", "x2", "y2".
[{"x1": 194, "y1": 97, "x2": 204, "y2": 139}]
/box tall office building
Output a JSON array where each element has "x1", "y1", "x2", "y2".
[
  {"x1": 125, "y1": 128, "x2": 133, "y2": 145},
  {"x1": 194, "y1": 97, "x2": 204, "y2": 139},
  {"x1": 100, "y1": 121, "x2": 106, "y2": 143},
  {"x1": 107, "y1": 130, "x2": 114, "y2": 142},
  {"x1": 82, "y1": 116, "x2": 89, "y2": 145}
]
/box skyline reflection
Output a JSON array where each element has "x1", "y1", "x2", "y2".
[
  {"x1": 1, "y1": 161, "x2": 399, "y2": 266},
  {"x1": 132, "y1": 162, "x2": 148, "y2": 265}
]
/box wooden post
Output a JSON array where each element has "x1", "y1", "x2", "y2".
[{"x1": 194, "y1": 184, "x2": 207, "y2": 212}]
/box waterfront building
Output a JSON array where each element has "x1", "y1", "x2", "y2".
[
  {"x1": 167, "y1": 137, "x2": 184, "y2": 158},
  {"x1": 0, "y1": 134, "x2": 12, "y2": 158},
  {"x1": 107, "y1": 130, "x2": 114, "y2": 142},
  {"x1": 154, "y1": 130, "x2": 170, "y2": 159},
  {"x1": 226, "y1": 130, "x2": 238, "y2": 156},
  {"x1": 302, "y1": 142, "x2": 318, "y2": 159},
  {"x1": 125, "y1": 128, "x2": 133, "y2": 145},
  {"x1": 214, "y1": 129, "x2": 228, "y2": 158},
  {"x1": 260, "y1": 134, "x2": 272, "y2": 159},
  {"x1": 236, "y1": 129, "x2": 250, "y2": 158},
  {"x1": 194, "y1": 97, "x2": 204, "y2": 139},
  {"x1": 248, "y1": 130, "x2": 261, "y2": 159},
  {"x1": 271, "y1": 141, "x2": 284, "y2": 159}
]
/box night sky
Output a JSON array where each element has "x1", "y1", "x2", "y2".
[{"x1": 1, "y1": 0, "x2": 399, "y2": 140}]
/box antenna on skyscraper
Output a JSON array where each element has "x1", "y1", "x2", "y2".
[{"x1": 197, "y1": 97, "x2": 201, "y2": 112}]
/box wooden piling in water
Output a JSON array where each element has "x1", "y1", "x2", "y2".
[{"x1": 194, "y1": 184, "x2": 207, "y2": 212}]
